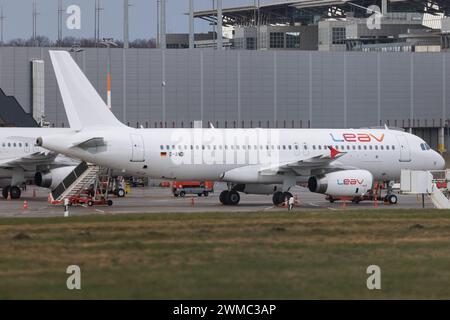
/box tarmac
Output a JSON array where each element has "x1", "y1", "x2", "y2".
[{"x1": 0, "y1": 183, "x2": 437, "y2": 218}]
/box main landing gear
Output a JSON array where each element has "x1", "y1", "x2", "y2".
[
  {"x1": 2, "y1": 186, "x2": 22, "y2": 199},
  {"x1": 219, "y1": 190, "x2": 241, "y2": 206},
  {"x1": 272, "y1": 191, "x2": 293, "y2": 206}
]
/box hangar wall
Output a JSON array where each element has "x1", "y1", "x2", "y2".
[{"x1": 0, "y1": 47, "x2": 449, "y2": 133}]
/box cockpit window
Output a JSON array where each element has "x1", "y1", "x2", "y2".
[{"x1": 420, "y1": 143, "x2": 431, "y2": 151}]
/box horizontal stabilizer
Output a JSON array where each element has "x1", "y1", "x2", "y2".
[{"x1": 71, "y1": 137, "x2": 106, "y2": 149}]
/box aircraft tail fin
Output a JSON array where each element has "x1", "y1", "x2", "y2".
[{"x1": 49, "y1": 50, "x2": 125, "y2": 130}]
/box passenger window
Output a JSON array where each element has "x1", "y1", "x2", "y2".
[
  {"x1": 375, "y1": 146, "x2": 378, "y2": 150},
  {"x1": 358, "y1": 145, "x2": 361, "y2": 150},
  {"x1": 380, "y1": 146, "x2": 384, "y2": 150},
  {"x1": 288, "y1": 145, "x2": 292, "y2": 150},
  {"x1": 282, "y1": 145, "x2": 286, "y2": 150},
  {"x1": 352, "y1": 145, "x2": 356, "y2": 150},
  {"x1": 392, "y1": 145, "x2": 395, "y2": 150},
  {"x1": 386, "y1": 146, "x2": 390, "y2": 150},
  {"x1": 369, "y1": 146, "x2": 372, "y2": 150},
  {"x1": 318, "y1": 145, "x2": 322, "y2": 150},
  {"x1": 160, "y1": 145, "x2": 164, "y2": 150}
]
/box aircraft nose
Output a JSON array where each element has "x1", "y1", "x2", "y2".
[{"x1": 434, "y1": 151, "x2": 446, "y2": 170}]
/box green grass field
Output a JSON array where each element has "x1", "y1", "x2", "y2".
[{"x1": 1, "y1": 210, "x2": 450, "y2": 299}]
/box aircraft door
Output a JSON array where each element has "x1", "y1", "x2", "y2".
[
  {"x1": 395, "y1": 135, "x2": 411, "y2": 162},
  {"x1": 130, "y1": 134, "x2": 145, "y2": 162}
]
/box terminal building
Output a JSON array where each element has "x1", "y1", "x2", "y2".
[{"x1": 0, "y1": 0, "x2": 449, "y2": 153}]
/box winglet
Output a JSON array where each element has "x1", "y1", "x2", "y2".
[
  {"x1": 49, "y1": 50, "x2": 125, "y2": 130},
  {"x1": 328, "y1": 146, "x2": 341, "y2": 159}
]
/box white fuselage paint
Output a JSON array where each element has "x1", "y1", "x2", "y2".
[
  {"x1": 0, "y1": 128, "x2": 73, "y2": 185},
  {"x1": 41, "y1": 128, "x2": 445, "y2": 184}
]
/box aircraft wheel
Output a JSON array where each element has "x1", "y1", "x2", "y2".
[
  {"x1": 387, "y1": 194, "x2": 398, "y2": 205},
  {"x1": 2, "y1": 186, "x2": 10, "y2": 199},
  {"x1": 10, "y1": 186, "x2": 21, "y2": 199},
  {"x1": 227, "y1": 190, "x2": 240, "y2": 206},
  {"x1": 117, "y1": 188, "x2": 126, "y2": 198},
  {"x1": 219, "y1": 190, "x2": 229, "y2": 205},
  {"x1": 272, "y1": 191, "x2": 284, "y2": 206}
]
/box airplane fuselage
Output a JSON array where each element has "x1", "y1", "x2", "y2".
[{"x1": 41, "y1": 127, "x2": 445, "y2": 184}]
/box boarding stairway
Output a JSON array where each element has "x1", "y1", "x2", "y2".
[
  {"x1": 401, "y1": 169, "x2": 450, "y2": 209},
  {"x1": 49, "y1": 162, "x2": 101, "y2": 204}
]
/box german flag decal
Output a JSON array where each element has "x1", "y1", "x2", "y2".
[{"x1": 160, "y1": 152, "x2": 167, "y2": 157}]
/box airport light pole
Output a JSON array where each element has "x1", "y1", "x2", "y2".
[{"x1": 101, "y1": 38, "x2": 118, "y2": 109}]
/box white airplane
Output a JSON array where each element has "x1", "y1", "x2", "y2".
[
  {"x1": 36, "y1": 51, "x2": 445, "y2": 206},
  {"x1": 0, "y1": 128, "x2": 77, "y2": 199}
]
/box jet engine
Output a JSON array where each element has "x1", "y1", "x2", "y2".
[
  {"x1": 308, "y1": 170, "x2": 373, "y2": 197},
  {"x1": 34, "y1": 166, "x2": 77, "y2": 190}
]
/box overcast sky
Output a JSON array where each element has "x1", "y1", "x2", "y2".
[{"x1": 0, "y1": 0, "x2": 267, "y2": 41}]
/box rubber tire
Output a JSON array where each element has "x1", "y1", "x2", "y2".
[
  {"x1": 88, "y1": 201, "x2": 94, "y2": 207},
  {"x1": 174, "y1": 194, "x2": 179, "y2": 197},
  {"x1": 10, "y1": 186, "x2": 21, "y2": 200},
  {"x1": 219, "y1": 190, "x2": 229, "y2": 205},
  {"x1": 180, "y1": 191, "x2": 186, "y2": 197},
  {"x1": 272, "y1": 191, "x2": 284, "y2": 206},
  {"x1": 2, "y1": 186, "x2": 10, "y2": 199},
  {"x1": 117, "y1": 188, "x2": 126, "y2": 198},
  {"x1": 198, "y1": 193, "x2": 203, "y2": 197},
  {"x1": 203, "y1": 192, "x2": 209, "y2": 197},
  {"x1": 227, "y1": 191, "x2": 240, "y2": 206},
  {"x1": 388, "y1": 194, "x2": 398, "y2": 205},
  {"x1": 107, "y1": 200, "x2": 113, "y2": 206}
]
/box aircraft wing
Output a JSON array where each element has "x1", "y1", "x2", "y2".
[
  {"x1": 259, "y1": 147, "x2": 349, "y2": 176},
  {"x1": 0, "y1": 151, "x2": 59, "y2": 170}
]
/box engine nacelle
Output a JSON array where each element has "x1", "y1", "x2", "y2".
[
  {"x1": 308, "y1": 170, "x2": 373, "y2": 197},
  {"x1": 35, "y1": 166, "x2": 77, "y2": 190}
]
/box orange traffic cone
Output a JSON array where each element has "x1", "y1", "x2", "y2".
[
  {"x1": 23, "y1": 200, "x2": 28, "y2": 210},
  {"x1": 191, "y1": 197, "x2": 195, "y2": 207},
  {"x1": 7, "y1": 191, "x2": 11, "y2": 201}
]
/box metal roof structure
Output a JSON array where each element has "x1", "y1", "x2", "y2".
[{"x1": 194, "y1": 0, "x2": 450, "y2": 26}]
